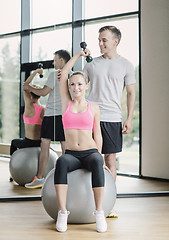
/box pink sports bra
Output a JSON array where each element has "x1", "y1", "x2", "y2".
[
  {"x1": 62, "y1": 101, "x2": 94, "y2": 131},
  {"x1": 23, "y1": 103, "x2": 44, "y2": 125}
]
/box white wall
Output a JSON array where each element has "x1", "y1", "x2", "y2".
[{"x1": 141, "y1": 0, "x2": 169, "y2": 179}]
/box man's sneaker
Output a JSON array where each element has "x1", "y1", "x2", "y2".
[
  {"x1": 25, "y1": 176, "x2": 44, "y2": 189},
  {"x1": 107, "y1": 209, "x2": 118, "y2": 218},
  {"x1": 94, "y1": 210, "x2": 107, "y2": 233},
  {"x1": 56, "y1": 210, "x2": 70, "y2": 232}
]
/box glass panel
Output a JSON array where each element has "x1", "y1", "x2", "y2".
[
  {"x1": 119, "y1": 68, "x2": 139, "y2": 175},
  {"x1": 0, "y1": 0, "x2": 21, "y2": 34},
  {"x1": 31, "y1": 0, "x2": 72, "y2": 28},
  {"x1": 31, "y1": 26, "x2": 72, "y2": 62},
  {"x1": 84, "y1": 0, "x2": 138, "y2": 19},
  {"x1": 84, "y1": 18, "x2": 139, "y2": 175},
  {"x1": 84, "y1": 18, "x2": 139, "y2": 66},
  {"x1": 0, "y1": 36, "x2": 20, "y2": 143}
]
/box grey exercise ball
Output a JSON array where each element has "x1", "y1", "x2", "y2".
[
  {"x1": 42, "y1": 168, "x2": 116, "y2": 224},
  {"x1": 9, "y1": 147, "x2": 58, "y2": 186}
]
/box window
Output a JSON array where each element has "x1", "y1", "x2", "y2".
[
  {"x1": 31, "y1": 26, "x2": 72, "y2": 62},
  {"x1": 0, "y1": 36, "x2": 20, "y2": 143},
  {"x1": 0, "y1": 0, "x2": 21, "y2": 143},
  {"x1": 84, "y1": 0, "x2": 138, "y2": 19},
  {"x1": 31, "y1": 0, "x2": 72, "y2": 28},
  {"x1": 0, "y1": 0, "x2": 21, "y2": 34},
  {"x1": 84, "y1": 18, "x2": 138, "y2": 65}
]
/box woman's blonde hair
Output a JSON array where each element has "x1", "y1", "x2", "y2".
[{"x1": 69, "y1": 71, "x2": 89, "y2": 84}]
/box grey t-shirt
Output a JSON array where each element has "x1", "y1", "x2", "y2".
[
  {"x1": 83, "y1": 55, "x2": 136, "y2": 122},
  {"x1": 44, "y1": 71, "x2": 62, "y2": 116}
]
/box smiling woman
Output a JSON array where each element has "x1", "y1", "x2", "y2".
[{"x1": 53, "y1": 50, "x2": 108, "y2": 232}]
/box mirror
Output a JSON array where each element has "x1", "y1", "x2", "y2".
[
  {"x1": 0, "y1": 58, "x2": 169, "y2": 201},
  {"x1": 1, "y1": 64, "x2": 169, "y2": 201}
]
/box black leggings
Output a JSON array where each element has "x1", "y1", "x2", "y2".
[
  {"x1": 54, "y1": 149, "x2": 104, "y2": 188},
  {"x1": 10, "y1": 137, "x2": 41, "y2": 155}
]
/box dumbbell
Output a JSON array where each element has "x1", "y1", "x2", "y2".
[
  {"x1": 80, "y1": 42, "x2": 93, "y2": 63},
  {"x1": 38, "y1": 63, "x2": 43, "y2": 78}
]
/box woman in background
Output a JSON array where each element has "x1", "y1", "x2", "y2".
[{"x1": 10, "y1": 68, "x2": 45, "y2": 181}]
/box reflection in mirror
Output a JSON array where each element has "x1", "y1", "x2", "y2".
[
  {"x1": 0, "y1": 67, "x2": 62, "y2": 198},
  {"x1": 0, "y1": 155, "x2": 41, "y2": 197},
  {"x1": 0, "y1": 143, "x2": 62, "y2": 199}
]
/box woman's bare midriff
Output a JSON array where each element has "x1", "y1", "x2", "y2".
[
  {"x1": 24, "y1": 123, "x2": 41, "y2": 140},
  {"x1": 64, "y1": 129, "x2": 97, "y2": 151}
]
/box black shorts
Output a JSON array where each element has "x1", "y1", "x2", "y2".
[
  {"x1": 41, "y1": 115, "x2": 65, "y2": 141},
  {"x1": 100, "y1": 122, "x2": 122, "y2": 154}
]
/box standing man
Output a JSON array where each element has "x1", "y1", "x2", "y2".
[
  {"x1": 23, "y1": 50, "x2": 71, "y2": 188},
  {"x1": 83, "y1": 26, "x2": 136, "y2": 181}
]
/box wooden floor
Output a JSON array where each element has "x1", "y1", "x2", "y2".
[
  {"x1": 0, "y1": 157, "x2": 169, "y2": 239},
  {"x1": 0, "y1": 197, "x2": 169, "y2": 240}
]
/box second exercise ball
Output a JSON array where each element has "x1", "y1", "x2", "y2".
[
  {"x1": 42, "y1": 168, "x2": 116, "y2": 224},
  {"x1": 9, "y1": 147, "x2": 58, "y2": 186}
]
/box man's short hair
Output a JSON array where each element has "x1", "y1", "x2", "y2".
[
  {"x1": 54, "y1": 50, "x2": 71, "y2": 63},
  {"x1": 99, "y1": 26, "x2": 122, "y2": 45}
]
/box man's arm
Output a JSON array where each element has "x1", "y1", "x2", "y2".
[{"x1": 122, "y1": 83, "x2": 136, "y2": 134}]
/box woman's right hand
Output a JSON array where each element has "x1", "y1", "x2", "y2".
[
  {"x1": 79, "y1": 48, "x2": 91, "y2": 58},
  {"x1": 35, "y1": 68, "x2": 43, "y2": 75}
]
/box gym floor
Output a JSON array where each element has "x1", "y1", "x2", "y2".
[{"x1": 0, "y1": 157, "x2": 169, "y2": 240}]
